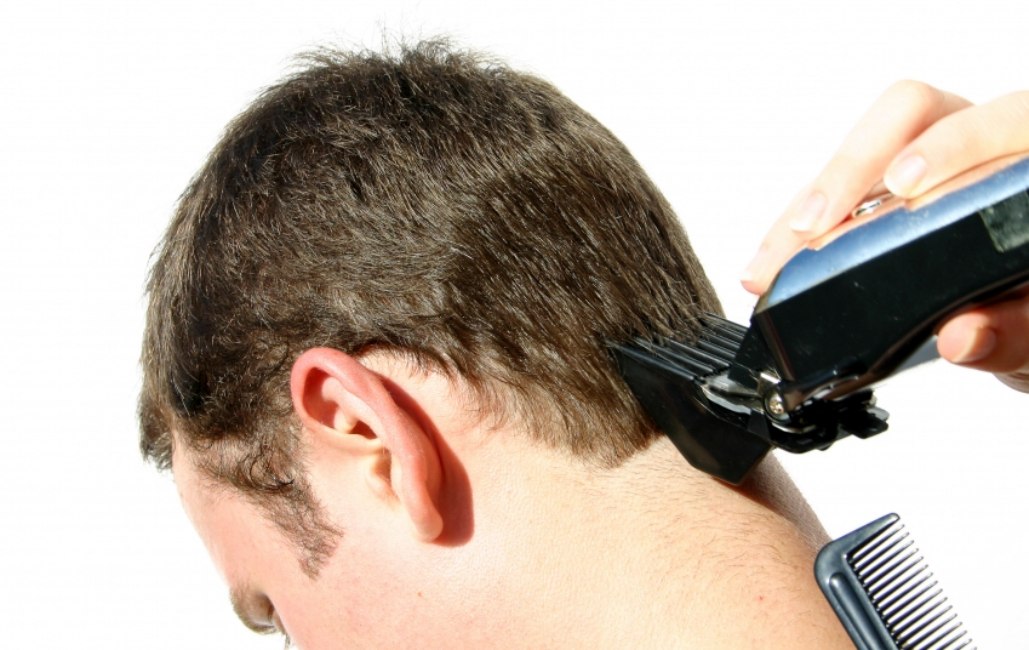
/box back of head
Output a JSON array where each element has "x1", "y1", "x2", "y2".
[{"x1": 140, "y1": 40, "x2": 720, "y2": 544}]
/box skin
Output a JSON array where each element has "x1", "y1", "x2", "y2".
[
  {"x1": 174, "y1": 348, "x2": 852, "y2": 649},
  {"x1": 741, "y1": 80, "x2": 1029, "y2": 392}
]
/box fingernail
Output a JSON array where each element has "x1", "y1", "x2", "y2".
[
  {"x1": 950, "y1": 327, "x2": 997, "y2": 364},
  {"x1": 740, "y1": 268, "x2": 757, "y2": 289},
  {"x1": 885, "y1": 154, "x2": 927, "y2": 195},
  {"x1": 788, "y1": 192, "x2": 826, "y2": 233}
]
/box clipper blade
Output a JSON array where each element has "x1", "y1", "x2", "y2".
[{"x1": 816, "y1": 514, "x2": 975, "y2": 650}]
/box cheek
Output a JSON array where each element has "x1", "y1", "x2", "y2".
[
  {"x1": 278, "y1": 460, "x2": 461, "y2": 646},
  {"x1": 273, "y1": 532, "x2": 436, "y2": 648},
  {"x1": 271, "y1": 559, "x2": 378, "y2": 647}
]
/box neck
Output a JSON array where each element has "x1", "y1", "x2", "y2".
[{"x1": 460, "y1": 435, "x2": 851, "y2": 649}]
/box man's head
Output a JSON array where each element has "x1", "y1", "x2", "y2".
[{"x1": 141, "y1": 41, "x2": 721, "y2": 645}]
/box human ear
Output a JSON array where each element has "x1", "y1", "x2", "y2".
[{"x1": 289, "y1": 347, "x2": 444, "y2": 541}]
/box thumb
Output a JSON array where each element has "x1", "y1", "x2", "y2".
[{"x1": 937, "y1": 288, "x2": 1029, "y2": 393}]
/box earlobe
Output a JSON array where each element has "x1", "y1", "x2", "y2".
[{"x1": 290, "y1": 348, "x2": 445, "y2": 542}]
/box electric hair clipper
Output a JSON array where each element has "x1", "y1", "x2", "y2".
[{"x1": 612, "y1": 155, "x2": 1029, "y2": 483}]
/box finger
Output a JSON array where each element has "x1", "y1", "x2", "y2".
[
  {"x1": 937, "y1": 288, "x2": 1029, "y2": 386},
  {"x1": 885, "y1": 91, "x2": 1029, "y2": 197},
  {"x1": 742, "y1": 82, "x2": 971, "y2": 294},
  {"x1": 790, "y1": 81, "x2": 971, "y2": 237},
  {"x1": 740, "y1": 186, "x2": 817, "y2": 293}
]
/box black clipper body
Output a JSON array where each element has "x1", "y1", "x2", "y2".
[{"x1": 613, "y1": 156, "x2": 1029, "y2": 484}]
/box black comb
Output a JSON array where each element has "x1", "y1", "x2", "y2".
[{"x1": 815, "y1": 514, "x2": 975, "y2": 650}]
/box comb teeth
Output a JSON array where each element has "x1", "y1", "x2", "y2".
[
  {"x1": 847, "y1": 520, "x2": 975, "y2": 650},
  {"x1": 635, "y1": 313, "x2": 746, "y2": 379},
  {"x1": 695, "y1": 313, "x2": 746, "y2": 360}
]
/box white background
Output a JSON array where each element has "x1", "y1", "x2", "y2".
[{"x1": 1, "y1": 1, "x2": 1025, "y2": 647}]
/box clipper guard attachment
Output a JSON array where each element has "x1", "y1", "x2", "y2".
[
  {"x1": 611, "y1": 316, "x2": 771, "y2": 483},
  {"x1": 611, "y1": 314, "x2": 889, "y2": 484}
]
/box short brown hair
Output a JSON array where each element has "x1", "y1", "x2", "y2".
[{"x1": 140, "y1": 41, "x2": 720, "y2": 570}]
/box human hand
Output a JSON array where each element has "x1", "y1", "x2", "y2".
[{"x1": 740, "y1": 81, "x2": 1029, "y2": 392}]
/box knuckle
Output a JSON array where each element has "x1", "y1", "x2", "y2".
[{"x1": 885, "y1": 79, "x2": 943, "y2": 113}]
